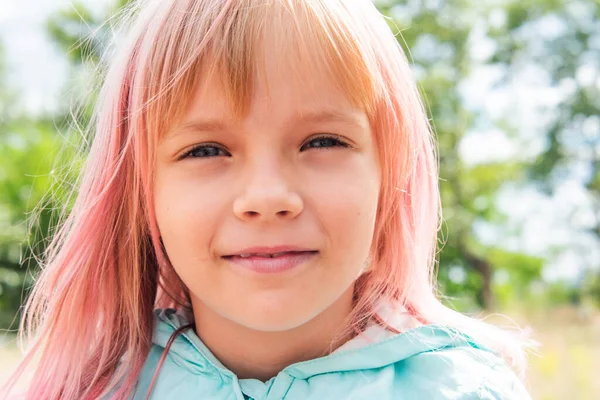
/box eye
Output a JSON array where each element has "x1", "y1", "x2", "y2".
[
  {"x1": 179, "y1": 144, "x2": 230, "y2": 160},
  {"x1": 301, "y1": 135, "x2": 350, "y2": 151}
]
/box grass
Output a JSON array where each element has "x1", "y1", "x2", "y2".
[
  {"x1": 515, "y1": 306, "x2": 600, "y2": 400},
  {"x1": 1, "y1": 305, "x2": 599, "y2": 399}
]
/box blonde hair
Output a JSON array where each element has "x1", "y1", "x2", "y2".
[{"x1": 3, "y1": 1, "x2": 534, "y2": 399}]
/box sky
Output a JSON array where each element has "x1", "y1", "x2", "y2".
[
  {"x1": 0, "y1": 0, "x2": 113, "y2": 115},
  {"x1": 0, "y1": 0, "x2": 598, "y2": 284}
]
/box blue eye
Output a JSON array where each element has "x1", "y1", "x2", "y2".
[
  {"x1": 181, "y1": 145, "x2": 230, "y2": 159},
  {"x1": 301, "y1": 135, "x2": 350, "y2": 151}
]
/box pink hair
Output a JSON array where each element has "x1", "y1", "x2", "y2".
[{"x1": 2, "y1": 0, "x2": 535, "y2": 399}]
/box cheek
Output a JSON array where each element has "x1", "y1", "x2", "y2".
[
  {"x1": 309, "y1": 159, "x2": 380, "y2": 256},
  {"x1": 154, "y1": 172, "x2": 227, "y2": 263}
]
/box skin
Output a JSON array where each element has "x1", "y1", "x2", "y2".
[{"x1": 154, "y1": 52, "x2": 381, "y2": 381}]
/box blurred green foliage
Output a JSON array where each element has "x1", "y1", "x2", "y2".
[{"x1": 0, "y1": 0, "x2": 598, "y2": 329}]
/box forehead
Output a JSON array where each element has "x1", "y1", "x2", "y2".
[
  {"x1": 167, "y1": 82, "x2": 370, "y2": 143},
  {"x1": 191, "y1": 59, "x2": 359, "y2": 121}
]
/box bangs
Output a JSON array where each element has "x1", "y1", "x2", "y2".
[{"x1": 144, "y1": 0, "x2": 384, "y2": 135}]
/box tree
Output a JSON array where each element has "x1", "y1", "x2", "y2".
[
  {"x1": 375, "y1": 0, "x2": 549, "y2": 310},
  {"x1": 0, "y1": 41, "x2": 71, "y2": 327},
  {"x1": 486, "y1": 0, "x2": 600, "y2": 305}
]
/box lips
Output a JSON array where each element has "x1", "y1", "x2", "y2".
[
  {"x1": 222, "y1": 250, "x2": 318, "y2": 274},
  {"x1": 225, "y1": 251, "x2": 314, "y2": 259},
  {"x1": 222, "y1": 245, "x2": 318, "y2": 259}
]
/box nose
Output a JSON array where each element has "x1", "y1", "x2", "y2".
[{"x1": 232, "y1": 161, "x2": 303, "y2": 223}]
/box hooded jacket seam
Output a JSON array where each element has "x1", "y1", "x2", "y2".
[{"x1": 285, "y1": 324, "x2": 482, "y2": 371}]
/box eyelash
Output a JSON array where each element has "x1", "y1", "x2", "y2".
[{"x1": 179, "y1": 135, "x2": 351, "y2": 160}]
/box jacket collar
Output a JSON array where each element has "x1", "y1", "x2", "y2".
[{"x1": 151, "y1": 303, "x2": 491, "y2": 380}]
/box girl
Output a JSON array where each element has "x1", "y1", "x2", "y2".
[{"x1": 3, "y1": 0, "x2": 536, "y2": 399}]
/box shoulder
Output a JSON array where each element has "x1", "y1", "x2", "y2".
[
  {"x1": 397, "y1": 344, "x2": 532, "y2": 399},
  {"x1": 289, "y1": 321, "x2": 533, "y2": 400},
  {"x1": 366, "y1": 310, "x2": 533, "y2": 400}
]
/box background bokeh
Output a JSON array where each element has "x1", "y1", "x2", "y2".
[{"x1": 1, "y1": 0, "x2": 599, "y2": 398}]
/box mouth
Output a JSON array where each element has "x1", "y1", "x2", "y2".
[
  {"x1": 221, "y1": 250, "x2": 319, "y2": 274},
  {"x1": 222, "y1": 250, "x2": 319, "y2": 259}
]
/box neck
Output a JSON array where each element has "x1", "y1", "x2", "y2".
[{"x1": 191, "y1": 288, "x2": 355, "y2": 382}]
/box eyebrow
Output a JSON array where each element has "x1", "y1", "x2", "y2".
[
  {"x1": 291, "y1": 109, "x2": 366, "y2": 127},
  {"x1": 166, "y1": 109, "x2": 366, "y2": 140}
]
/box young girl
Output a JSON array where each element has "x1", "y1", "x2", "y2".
[{"x1": 3, "y1": 0, "x2": 535, "y2": 399}]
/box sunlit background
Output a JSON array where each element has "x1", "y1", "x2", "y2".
[{"x1": 1, "y1": 0, "x2": 599, "y2": 399}]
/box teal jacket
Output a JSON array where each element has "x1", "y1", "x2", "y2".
[{"x1": 129, "y1": 308, "x2": 531, "y2": 399}]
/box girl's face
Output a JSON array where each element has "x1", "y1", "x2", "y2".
[{"x1": 154, "y1": 56, "x2": 381, "y2": 332}]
